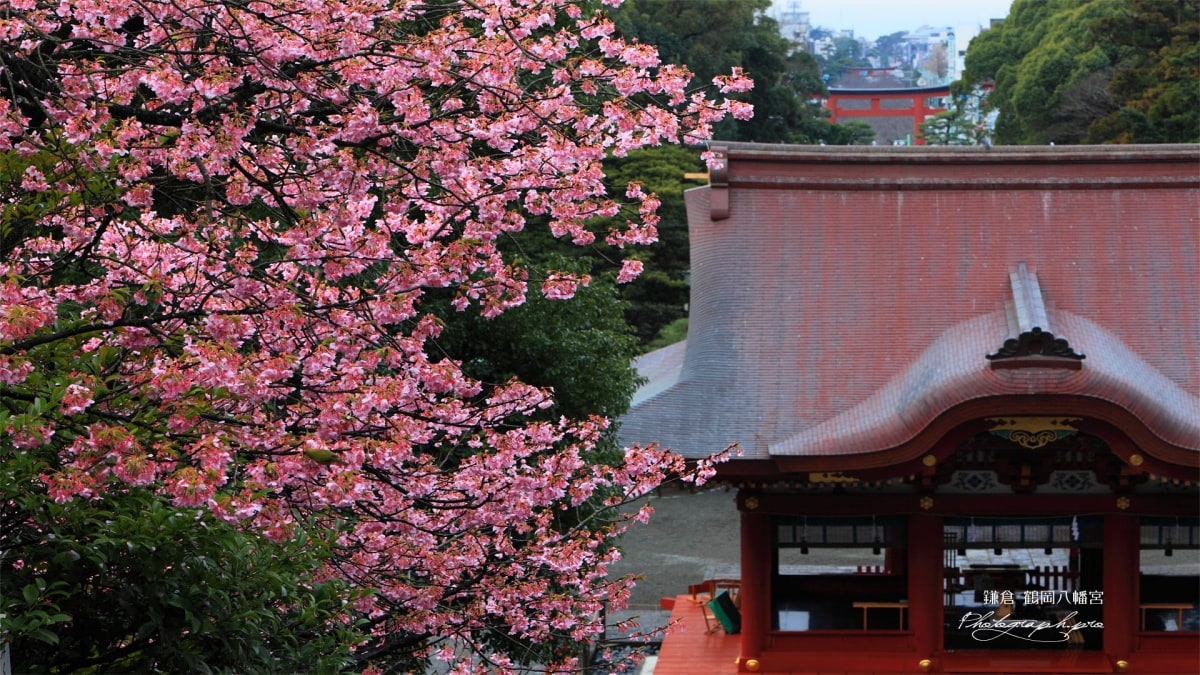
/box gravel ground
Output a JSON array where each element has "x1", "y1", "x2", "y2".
[{"x1": 604, "y1": 484, "x2": 742, "y2": 640}]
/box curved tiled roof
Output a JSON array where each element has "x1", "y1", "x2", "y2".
[
  {"x1": 770, "y1": 311, "x2": 1200, "y2": 460},
  {"x1": 629, "y1": 340, "x2": 686, "y2": 407},
  {"x1": 618, "y1": 144, "x2": 1200, "y2": 467}
]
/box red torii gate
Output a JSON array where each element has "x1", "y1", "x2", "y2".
[{"x1": 825, "y1": 85, "x2": 950, "y2": 145}]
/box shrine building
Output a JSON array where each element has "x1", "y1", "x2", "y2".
[{"x1": 619, "y1": 144, "x2": 1200, "y2": 674}]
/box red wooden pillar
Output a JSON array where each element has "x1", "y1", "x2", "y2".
[
  {"x1": 907, "y1": 513, "x2": 943, "y2": 661},
  {"x1": 739, "y1": 508, "x2": 770, "y2": 668},
  {"x1": 1103, "y1": 513, "x2": 1138, "y2": 662}
]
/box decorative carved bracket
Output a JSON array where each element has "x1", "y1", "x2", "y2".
[
  {"x1": 808, "y1": 471, "x2": 859, "y2": 484},
  {"x1": 986, "y1": 416, "x2": 1082, "y2": 450},
  {"x1": 987, "y1": 262, "x2": 1085, "y2": 367}
]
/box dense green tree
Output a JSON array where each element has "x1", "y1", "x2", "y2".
[
  {"x1": 3, "y1": 461, "x2": 362, "y2": 673},
  {"x1": 920, "y1": 109, "x2": 983, "y2": 145},
  {"x1": 964, "y1": 0, "x2": 1123, "y2": 144},
  {"x1": 782, "y1": 51, "x2": 850, "y2": 144},
  {"x1": 1089, "y1": 0, "x2": 1199, "y2": 142},
  {"x1": 432, "y1": 257, "x2": 643, "y2": 439},
  {"x1": 612, "y1": 0, "x2": 834, "y2": 143},
  {"x1": 960, "y1": 0, "x2": 1198, "y2": 144},
  {"x1": 827, "y1": 120, "x2": 877, "y2": 146},
  {"x1": 602, "y1": 146, "x2": 699, "y2": 345}
]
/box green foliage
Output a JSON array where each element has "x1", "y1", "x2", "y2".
[
  {"x1": 1089, "y1": 0, "x2": 1199, "y2": 142},
  {"x1": 1, "y1": 479, "x2": 362, "y2": 673},
  {"x1": 603, "y1": 146, "x2": 697, "y2": 343},
  {"x1": 0, "y1": 142, "x2": 121, "y2": 266},
  {"x1": 960, "y1": 0, "x2": 1198, "y2": 144},
  {"x1": 646, "y1": 317, "x2": 689, "y2": 351},
  {"x1": 501, "y1": 144, "x2": 699, "y2": 347},
  {"x1": 920, "y1": 107, "x2": 984, "y2": 146},
  {"x1": 827, "y1": 120, "x2": 877, "y2": 146},
  {"x1": 434, "y1": 256, "x2": 643, "y2": 430}
]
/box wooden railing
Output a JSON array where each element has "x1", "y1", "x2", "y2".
[
  {"x1": 943, "y1": 565, "x2": 1079, "y2": 595},
  {"x1": 1027, "y1": 565, "x2": 1079, "y2": 592}
]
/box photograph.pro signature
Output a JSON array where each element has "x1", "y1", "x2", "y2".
[{"x1": 958, "y1": 610, "x2": 1103, "y2": 643}]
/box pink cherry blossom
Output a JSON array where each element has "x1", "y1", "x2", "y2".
[
  {"x1": 60, "y1": 383, "x2": 95, "y2": 416},
  {"x1": 0, "y1": 0, "x2": 748, "y2": 670},
  {"x1": 617, "y1": 259, "x2": 644, "y2": 284}
]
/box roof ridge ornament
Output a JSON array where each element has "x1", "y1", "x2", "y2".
[
  {"x1": 987, "y1": 262, "x2": 1086, "y2": 368},
  {"x1": 708, "y1": 145, "x2": 730, "y2": 221}
]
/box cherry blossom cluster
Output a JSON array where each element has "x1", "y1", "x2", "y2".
[{"x1": 1, "y1": 0, "x2": 747, "y2": 670}]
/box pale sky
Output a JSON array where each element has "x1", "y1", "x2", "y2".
[{"x1": 775, "y1": 0, "x2": 1015, "y2": 42}]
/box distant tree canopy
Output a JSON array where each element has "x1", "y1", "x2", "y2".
[
  {"x1": 871, "y1": 32, "x2": 910, "y2": 69},
  {"x1": 612, "y1": 0, "x2": 859, "y2": 145},
  {"x1": 818, "y1": 36, "x2": 873, "y2": 84},
  {"x1": 960, "y1": 0, "x2": 1199, "y2": 144}
]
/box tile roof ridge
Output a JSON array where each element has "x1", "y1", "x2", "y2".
[{"x1": 988, "y1": 262, "x2": 1085, "y2": 367}]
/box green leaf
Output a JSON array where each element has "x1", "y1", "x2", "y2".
[{"x1": 28, "y1": 628, "x2": 61, "y2": 646}]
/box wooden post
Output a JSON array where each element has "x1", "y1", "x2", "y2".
[
  {"x1": 907, "y1": 514, "x2": 944, "y2": 659},
  {"x1": 1103, "y1": 513, "x2": 1138, "y2": 661},
  {"x1": 739, "y1": 508, "x2": 770, "y2": 667}
]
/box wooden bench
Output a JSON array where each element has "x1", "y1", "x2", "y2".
[{"x1": 852, "y1": 601, "x2": 907, "y2": 630}]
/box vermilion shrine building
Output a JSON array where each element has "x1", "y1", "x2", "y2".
[{"x1": 620, "y1": 144, "x2": 1200, "y2": 674}]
